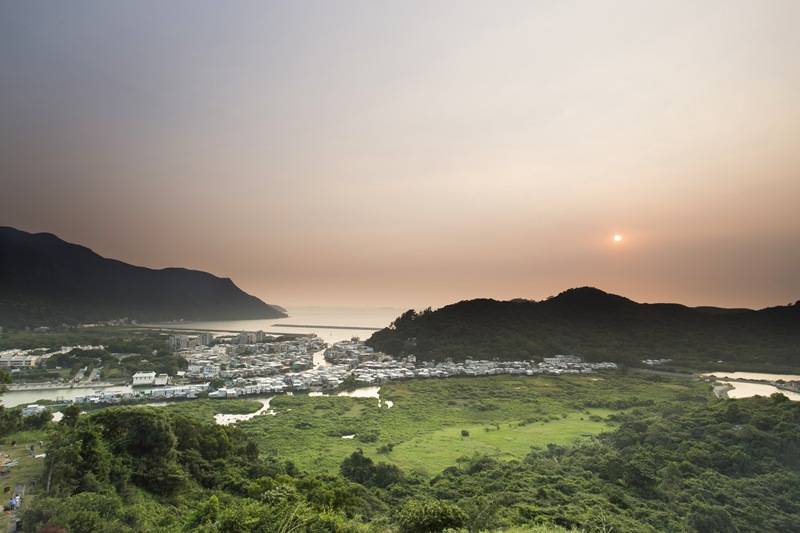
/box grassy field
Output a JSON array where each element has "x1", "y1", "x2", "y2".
[
  {"x1": 239, "y1": 374, "x2": 710, "y2": 475},
  {"x1": 0, "y1": 373, "x2": 710, "y2": 527},
  {"x1": 0, "y1": 429, "x2": 48, "y2": 530},
  {"x1": 157, "y1": 398, "x2": 263, "y2": 420}
]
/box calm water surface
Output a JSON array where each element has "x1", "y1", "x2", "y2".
[
  {"x1": 704, "y1": 372, "x2": 800, "y2": 401},
  {"x1": 1, "y1": 385, "x2": 133, "y2": 408},
  {"x1": 146, "y1": 306, "x2": 402, "y2": 343},
  {"x1": 703, "y1": 371, "x2": 800, "y2": 381}
]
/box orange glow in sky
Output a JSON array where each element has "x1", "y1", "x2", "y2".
[{"x1": 2, "y1": 1, "x2": 799, "y2": 309}]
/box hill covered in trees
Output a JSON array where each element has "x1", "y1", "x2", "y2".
[
  {"x1": 367, "y1": 288, "x2": 800, "y2": 369},
  {"x1": 0, "y1": 227, "x2": 286, "y2": 326}
]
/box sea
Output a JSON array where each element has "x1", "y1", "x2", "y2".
[{"x1": 144, "y1": 306, "x2": 404, "y2": 344}]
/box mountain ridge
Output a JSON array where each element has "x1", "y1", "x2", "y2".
[
  {"x1": 0, "y1": 226, "x2": 286, "y2": 326},
  {"x1": 367, "y1": 287, "x2": 799, "y2": 369}
]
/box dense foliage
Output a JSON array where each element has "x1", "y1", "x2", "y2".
[
  {"x1": 18, "y1": 381, "x2": 800, "y2": 532},
  {"x1": 43, "y1": 348, "x2": 186, "y2": 381},
  {"x1": 367, "y1": 288, "x2": 800, "y2": 370},
  {"x1": 24, "y1": 406, "x2": 383, "y2": 532},
  {"x1": 0, "y1": 405, "x2": 51, "y2": 436},
  {"x1": 408, "y1": 394, "x2": 800, "y2": 532}
]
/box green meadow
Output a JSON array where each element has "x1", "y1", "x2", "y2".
[
  {"x1": 0, "y1": 429, "x2": 48, "y2": 530},
  {"x1": 158, "y1": 398, "x2": 263, "y2": 421},
  {"x1": 238, "y1": 374, "x2": 709, "y2": 475}
]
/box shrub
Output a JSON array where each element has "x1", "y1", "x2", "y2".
[{"x1": 397, "y1": 498, "x2": 466, "y2": 533}]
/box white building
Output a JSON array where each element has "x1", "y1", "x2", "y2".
[
  {"x1": 237, "y1": 332, "x2": 258, "y2": 345},
  {"x1": 154, "y1": 373, "x2": 170, "y2": 386},
  {"x1": 0, "y1": 353, "x2": 40, "y2": 368},
  {"x1": 21, "y1": 404, "x2": 47, "y2": 417},
  {"x1": 169, "y1": 335, "x2": 201, "y2": 351},
  {"x1": 187, "y1": 362, "x2": 220, "y2": 379},
  {"x1": 543, "y1": 354, "x2": 583, "y2": 365},
  {"x1": 132, "y1": 371, "x2": 156, "y2": 386}
]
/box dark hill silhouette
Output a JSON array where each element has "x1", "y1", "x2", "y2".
[
  {"x1": 367, "y1": 288, "x2": 799, "y2": 370},
  {"x1": 0, "y1": 226, "x2": 286, "y2": 326}
]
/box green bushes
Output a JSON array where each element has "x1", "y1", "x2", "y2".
[
  {"x1": 396, "y1": 498, "x2": 466, "y2": 533},
  {"x1": 17, "y1": 375, "x2": 800, "y2": 532},
  {"x1": 0, "y1": 405, "x2": 52, "y2": 436},
  {"x1": 341, "y1": 449, "x2": 404, "y2": 488}
]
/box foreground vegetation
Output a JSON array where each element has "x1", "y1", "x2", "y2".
[{"x1": 2, "y1": 374, "x2": 798, "y2": 532}]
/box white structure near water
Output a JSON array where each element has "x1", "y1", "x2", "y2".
[{"x1": 131, "y1": 371, "x2": 156, "y2": 386}]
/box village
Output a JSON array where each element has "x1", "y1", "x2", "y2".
[{"x1": 64, "y1": 332, "x2": 619, "y2": 405}]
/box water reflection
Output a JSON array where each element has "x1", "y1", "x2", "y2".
[
  {"x1": 214, "y1": 397, "x2": 275, "y2": 425},
  {"x1": 703, "y1": 371, "x2": 800, "y2": 401},
  {"x1": 718, "y1": 381, "x2": 800, "y2": 401}
]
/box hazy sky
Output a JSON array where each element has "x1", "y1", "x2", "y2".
[{"x1": 2, "y1": 1, "x2": 799, "y2": 310}]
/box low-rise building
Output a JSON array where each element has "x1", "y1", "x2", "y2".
[
  {"x1": 21, "y1": 404, "x2": 47, "y2": 417},
  {"x1": 132, "y1": 371, "x2": 156, "y2": 386},
  {"x1": 0, "y1": 352, "x2": 40, "y2": 368}
]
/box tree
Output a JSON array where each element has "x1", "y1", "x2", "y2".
[
  {"x1": 371, "y1": 462, "x2": 403, "y2": 488},
  {"x1": 0, "y1": 406, "x2": 21, "y2": 436},
  {"x1": 43, "y1": 420, "x2": 112, "y2": 496},
  {"x1": 340, "y1": 449, "x2": 403, "y2": 488},
  {"x1": 689, "y1": 504, "x2": 739, "y2": 533},
  {"x1": 60, "y1": 405, "x2": 81, "y2": 427},
  {"x1": 340, "y1": 449, "x2": 375, "y2": 485},
  {"x1": 23, "y1": 409, "x2": 52, "y2": 430},
  {"x1": 0, "y1": 369, "x2": 10, "y2": 394}
]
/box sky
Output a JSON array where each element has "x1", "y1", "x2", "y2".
[{"x1": 2, "y1": 0, "x2": 799, "y2": 310}]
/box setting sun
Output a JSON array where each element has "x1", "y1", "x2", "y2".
[{"x1": 613, "y1": 234, "x2": 623, "y2": 243}]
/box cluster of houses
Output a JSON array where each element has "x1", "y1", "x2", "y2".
[
  {"x1": 199, "y1": 345, "x2": 619, "y2": 399},
  {"x1": 40, "y1": 334, "x2": 620, "y2": 407},
  {"x1": 73, "y1": 383, "x2": 210, "y2": 405},
  {"x1": 347, "y1": 350, "x2": 617, "y2": 384},
  {"x1": 176, "y1": 334, "x2": 325, "y2": 381}
]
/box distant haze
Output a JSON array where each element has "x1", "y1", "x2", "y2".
[{"x1": 2, "y1": 1, "x2": 798, "y2": 309}]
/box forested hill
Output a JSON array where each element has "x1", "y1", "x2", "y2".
[
  {"x1": 367, "y1": 287, "x2": 800, "y2": 368},
  {"x1": 0, "y1": 226, "x2": 286, "y2": 326}
]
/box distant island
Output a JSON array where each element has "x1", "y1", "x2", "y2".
[
  {"x1": 368, "y1": 287, "x2": 800, "y2": 370},
  {"x1": 0, "y1": 226, "x2": 286, "y2": 326}
]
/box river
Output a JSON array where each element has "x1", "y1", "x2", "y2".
[
  {"x1": 1, "y1": 385, "x2": 134, "y2": 408},
  {"x1": 704, "y1": 372, "x2": 800, "y2": 401}
]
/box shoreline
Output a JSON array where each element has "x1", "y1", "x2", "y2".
[{"x1": 7, "y1": 381, "x2": 121, "y2": 392}]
